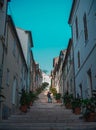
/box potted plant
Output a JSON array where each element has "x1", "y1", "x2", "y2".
[
  {"x1": 29, "y1": 91, "x2": 37, "y2": 106},
  {"x1": 62, "y1": 92, "x2": 73, "y2": 109},
  {"x1": 19, "y1": 89, "x2": 27, "y2": 112},
  {"x1": 82, "y1": 98, "x2": 96, "y2": 122},
  {"x1": 55, "y1": 93, "x2": 61, "y2": 103},
  {"x1": 50, "y1": 86, "x2": 57, "y2": 97},
  {"x1": 71, "y1": 98, "x2": 82, "y2": 114},
  {"x1": 26, "y1": 92, "x2": 32, "y2": 108}
]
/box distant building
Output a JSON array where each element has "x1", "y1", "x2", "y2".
[
  {"x1": 16, "y1": 27, "x2": 34, "y2": 92},
  {"x1": 30, "y1": 52, "x2": 36, "y2": 91},
  {"x1": 35, "y1": 63, "x2": 42, "y2": 89},
  {"x1": 68, "y1": 0, "x2": 96, "y2": 98},
  {"x1": 62, "y1": 39, "x2": 75, "y2": 97},
  {"x1": 57, "y1": 49, "x2": 66, "y2": 94},
  {"x1": 52, "y1": 49, "x2": 66, "y2": 94},
  {"x1": 51, "y1": 70, "x2": 54, "y2": 88},
  {"x1": 52, "y1": 57, "x2": 59, "y2": 92},
  {"x1": 42, "y1": 72, "x2": 51, "y2": 86}
]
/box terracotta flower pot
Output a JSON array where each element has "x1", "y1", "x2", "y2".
[
  {"x1": 56, "y1": 99, "x2": 61, "y2": 103},
  {"x1": 30, "y1": 101, "x2": 33, "y2": 106},
  {"x1": 85, "y1": 112, "x2": 96, "y2": 122},
  {"x1": 20, "y1": 105, "x2": 27, "y2": 113},
  {"x1": 65, "y1": 103, "x2": 72, "y2": 109},
  {"x1": 74, "y1": 107, "x2": 81, "y2": 115}
]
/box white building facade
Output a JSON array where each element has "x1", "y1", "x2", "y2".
[
  {"x1": 0, "y1": 0, "x2": 10, "y2": 89},
  {"x1": 52, "y1": 57, "x2": 59, "y2": 92},
  {"x1": 1, "y1": 15, "x2": 28, "y2": 119},
  {"x1": 0, "y1": 0, "x2": 10, "y2": 120},
  {"x1": 42, "y1": 72, "x2": 51, "y2": 87},
  {"x1": 16, "y1": 28, "x2": 34, "y2": 91},
  {"x1": 62, "y1": 39, "x2": 75, "y2": 97},
  {"x1": 58, "y1": 50, "x2": 66, "y2": 95},
  {"x1": 68, "y1": 0, "x2": 96, "y2": 99}
]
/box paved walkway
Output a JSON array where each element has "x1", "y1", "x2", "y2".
[{"x1": 0, "y1": 89, "x2": 96, "y2": 130}]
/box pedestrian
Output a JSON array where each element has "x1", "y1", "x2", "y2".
[{"x1": 47, "y1": 91, "x2": 52, "y2": 103}]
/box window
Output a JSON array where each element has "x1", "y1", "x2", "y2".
[
  {"x1": 87, "y1": 69, "x2": 92, "y2": 97},
  {"x1": 17, "y1": 51, "x2": 19, "y2": 63},
  {"x1": 79, "y1": 84, "x2": 83, "y2": 98},
  {"x1": 13, "y1": 40, "x2": 16, "y2": 56},
  {"x1": 6, "y1": 69, "x2": 10, "y2": 86},
  {"x1": 12, "y1": 77, "x2": 17, "y2": 104},
  {"x1": 67, "y1": 81, "x2": 69, "y2": 93},
  {"x1": 70, "y1": 79, "x2": 73, "y2": 92},
  {"x1": 77, "y1": 51, "x2": 80, "y2": 68},
  {"x1": 83, "y1": 13, "x2": 88, "y2": 41},
  {"x1": 75, "y1": 17, "x2": 78, "y2": 39},
  {"x1": 0, "y1": 0, "x2": 4, "y2": 8},
  {"x1": 69, "y1": 54, "x2": 71, "y2": 65},
  {"x1": 24, "y1": 69, "x2": 26, "y2": 80}
]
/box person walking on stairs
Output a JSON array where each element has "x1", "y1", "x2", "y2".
[{"x1": 47, "y1": 91, "x2": 52, "y2": 103}]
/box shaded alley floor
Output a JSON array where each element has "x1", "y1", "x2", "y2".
[{"x1": 0, "y1": 89, "x2": 96, "y2": 130}]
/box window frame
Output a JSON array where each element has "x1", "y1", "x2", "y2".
[
  {"x1": 83, "y1": 13, "x2": 88, "y2": 42},
  {"x1": 6, "y1": 68, "x2": 10, "y2": 86},
  {"x1": 75, "y1": 16, "x2": 79, "y2": 40},
  {"x1": 77, "y1": 51, "x2": 80, "y2": 68}
]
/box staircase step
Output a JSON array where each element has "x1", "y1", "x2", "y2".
[
  {"x1": 0, "y1": 122, "x2": 96, "y2": 130},
  {"x1": 0, "y1": 91, "x2": 96, "y2": 130}
]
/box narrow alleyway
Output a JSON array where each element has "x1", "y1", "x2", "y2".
[{"x1": 0, "y1": 89, "x2": 96, "y2": 130}]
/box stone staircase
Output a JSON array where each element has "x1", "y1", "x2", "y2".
[{"x1": 0, "y1": 91, "x2": 96, "y2": 130}]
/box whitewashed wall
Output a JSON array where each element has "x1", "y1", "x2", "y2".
[{"x1": 70, "y1": 0, "x2": 96, "y2": 98}]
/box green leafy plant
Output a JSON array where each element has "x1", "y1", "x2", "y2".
[
  {"x1": 19, "y1": 89, "x2": 28, "y2": 112},
  {"x1": 62, "y1": 92, "x2": 73, "y2": 109},
  {"x1": 71, "y1": 98, "x2": 82, "y2": 114},
  {"x1": 42, "y1": 82, "x2": 49, "y2": 87},
  {"x1": 19, "y1": 89, "x2": 27, "y2": 106},
  {"x1": 72, "y1": 98, "x2": 82, "y2": 108},
  {"x1": 20, "y1": 90, "x2": 38, "y2": 105},
  {"x1": 50, "y1": 86, "x2": 57, "y2": 96},
  {"x1": 62, "y1": 92, "x2": 73, "y2": 105},
  {"x1": 55, "y1": 93, "x2": 61, "y2": 100},
  {"x1": 82, "y1": 97, "x2": 96, "y2": 121},
  {"x1": 35, "y1": 83, "x2": 47, "y2": 95},
  {"x1": 29, "y1": 91, "x2": 38, "y2": 103}
]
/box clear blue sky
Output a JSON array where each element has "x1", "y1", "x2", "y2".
[{"x1": 8, "y1": 0, "x2": 72, "y2": 74}]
